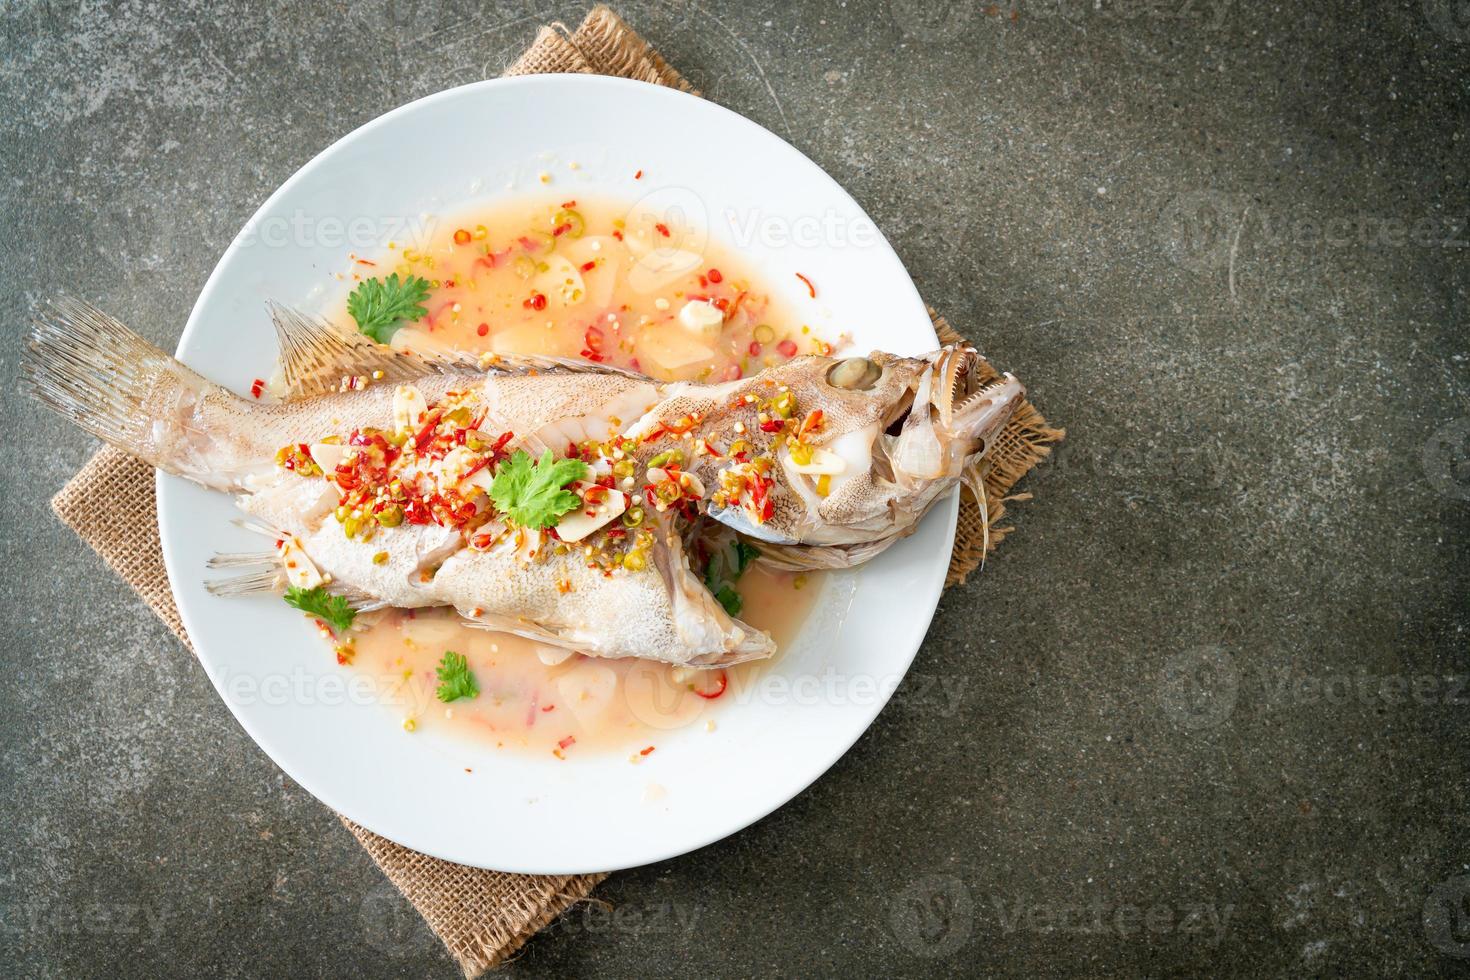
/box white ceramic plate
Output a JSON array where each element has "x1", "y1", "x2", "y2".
[{"x1": 158, "y1": 75, "x2": 951, "y2": 873}]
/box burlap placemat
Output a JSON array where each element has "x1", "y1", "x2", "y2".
[{"x1": 47, "y1": 6, "x2": 1063, "y2": 975}]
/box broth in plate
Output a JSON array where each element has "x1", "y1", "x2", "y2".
[
  {"x1": 317, "y1": 194, "x2": 841, "y2": 757},
  {"x1": 336, "y1": 194, "x2": 838, "y2": 382}
]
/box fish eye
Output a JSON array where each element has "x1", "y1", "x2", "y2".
[{"x1": 826, "y1": 357, "x2": 881, "y2": 391}]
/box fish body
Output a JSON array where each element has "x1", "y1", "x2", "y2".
[{"x1": 26, "y1": 299, "x2": 1023, "y2": 666}]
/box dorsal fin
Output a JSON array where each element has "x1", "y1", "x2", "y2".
[{"x1": 269, "y1": 303, "x2": 652, "y2": 398}]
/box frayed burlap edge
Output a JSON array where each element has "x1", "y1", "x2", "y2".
[
  {"x1": 505, "y1": 6, "x2": 696, "y2": 94},
  {"x1": 45, "y1": 6, "x2": 1062, "y2": 978},
  {"x1": 50, "y1": 447, "x2": 190, "y2": 645},
  {"x1": 343, "y1": 819, "x2": 607, "y2": 975},
  {"x1": 934, "y1": 314, "x2": 1065, "y2": 587}
]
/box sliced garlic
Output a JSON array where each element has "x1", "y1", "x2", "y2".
[
  {"x1": 309, "y1": 442, "x2": 346, "y2": 472},
  {"x1": 555, "y1": 481, "x2": 629, "y2": 542},
  {"x1": 276, "y1": 535, "x2": 324, "y2": 589},
  {"x1": 627, "y1": 248, "x2": 703, "y2": 294},
  {"x1": 787, "y1": 447, "x2": 847, "y2": 475},
  {"x1": 532, "y1": 254, "x2": 587, "y2": 306},
  {"x1": 677, "y1": 299, "x2": 724, "y2": 337},
  {"x1": 440, "y1": 446, "x2": 494, "y2": 495},
  {"x1": 678, "y1": 471, "x2": 706, "y2": 497},
  {"x1": 461, "y1": 468, "x2": 494, "y2": 494},
  {"x1": 439, "y1": 446, "x2": 478, "y2": 480},
  {"x1": 535, "y1": 644, "x2": 577, "y2": 666},
  {"x1": 392, "y1": 384, "x2": 428, "y2": 432}
]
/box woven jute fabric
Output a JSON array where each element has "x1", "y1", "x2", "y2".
[{"x1": 47, "y1": 6, "x2": 1062, "y2": 976}]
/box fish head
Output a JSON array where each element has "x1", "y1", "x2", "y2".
[{"x1": 702, "y1": 347, "x2": 1025, "y2": 546}]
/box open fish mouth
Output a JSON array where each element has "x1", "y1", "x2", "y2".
[{"x1": 888, "y1": 347, "x2": 1024, "y2": 484}]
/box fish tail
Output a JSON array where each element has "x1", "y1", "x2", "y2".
[{"x1": 24, "y1": 297, "x2": 255, "y2": 487}]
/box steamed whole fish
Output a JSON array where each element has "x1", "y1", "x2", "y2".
[{"x1": 25, "y1": 298, "x2": 1023, "y2": 667}]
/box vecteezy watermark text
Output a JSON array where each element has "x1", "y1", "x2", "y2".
[
  {"x1": 0, "y1": 898, "x2": 171, "y2": 940},
  {"x1": 231, "y1": 210, "x2": 438, "y2": 251},
  {"x1": 1159, "y1": 646, "x2": 1470, "y2": 731},
  {"x1": 888, "y1": 874, "x2": 1234, "y2": 957},
  {"x1": 1158, "y1": 192, "x2": 1467, "y2": 272},
  {"x1": 888, "y1": 0, "x2": 1236, "y2": 41}
]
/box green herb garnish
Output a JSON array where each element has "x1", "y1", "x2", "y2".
[
  {"x1": 283, "y1": 584, "x2": 356, "y2": 635},
  {"x1": 704, "y1": 540, "x2": 760, "y2": 617},
  {"x1": 347, "y1": 273, "x2": 432, "y2": 343},
  {"x1": 435, "y1": 651, "x2": 479, "y2": 703},
  {"x1": 488, "y1": 449, "x2": 589, "y2": 529},
  {"x1": 712, "y1": 584, "x2": 743, "y2": 617}
]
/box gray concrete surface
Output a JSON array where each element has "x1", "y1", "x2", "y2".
[{"x1": 3, "y1": 0, "x2": 1468, "y2": 975}]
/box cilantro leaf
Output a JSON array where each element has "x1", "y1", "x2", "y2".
[
  {"x1": 435, "y1": 651, "x2": 479, "y2": 703},
  {"x1": 347, "y1": 273, "x2": 432, "y2": 343},
  {"x1": 283, "y1": 585, "x2": 356, "y2": 635},
  {"x1": 488, "y1": 449, "x2": 589, "y2": 529},
  {"x1": 713, "y1": 584, "x2": 743, "y2": 617},
  {"x1": 703, "y1": 539, "x2": 760, "y2": 617},
  {"x1": 733, "y1": 540, "x2": 761, "y2": 576}
]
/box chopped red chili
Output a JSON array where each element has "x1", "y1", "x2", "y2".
[
  {"x1": 795, "y1": 272, "x2": 816, "y2": 298},
  {"x1": 692, "y1": 671, "x2": 728, "y2": 700}
]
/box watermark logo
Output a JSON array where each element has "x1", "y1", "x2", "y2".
[
  {"x1": 990, "y1": 894, "x2": 1234, "y2": 943},
  {"x1": 1424, "y1": 875, "x2": 1470, "y2": 957},
  {"x1": 1422, "y1": 0, "x2": 1470, "y2": 42},
  {"x1": 1159, "y1": 646, "x2": 1239, "y2": 730},
  {"x1": 723, "y1": 207, "x2": 881, "y2": 251},
  {"x1": 1156, "y1": 191, "x2": 1250, "y2": 272},
  {"x1": 889, "y1": 874, "x2": 974, "y2": 957},
  {"x1": 546, "y1": 899, "x2": 701, "y2": 939},
  {"x1": 0, "y1": 898, "x2": 171, "y2": 940},
  {"x1": 887, "y1": 0, "x2": 976, "y2": 41},
  {"x1": 622, "y1": 185, "x2": 710, "y2": 293},
  {"x1": 232, "y1": 210, "x2": 437, "y2": 252},
  {"x1": 1260, "y1": 670, "x2": 1470, "y2": 709},
  {"x1": 622, "y1": 665, "x2": 967, "y2": 733},
  {"x1": 1162, "y1": 651, "x2": 1470, "y2": 728},
  {"x1": 1159, "y1": 192, "x2": 1468, "y2": 272},
  {"x1": 888, "y1": 877, "x2": 1236, "y2": 956},
  {"x1": 360, "y1": 883, "x2": 435, "y2": 956},
  {"x1": 1423, "y1": 418, "x2": 1470, "y2": 502},
  {"x1": 1025, "y1": 0, "x2": 1236, "y2": 27}
]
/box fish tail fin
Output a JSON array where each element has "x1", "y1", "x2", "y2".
[{"x1": 24, "y1": 297, "x2": 251, "y2": 486}]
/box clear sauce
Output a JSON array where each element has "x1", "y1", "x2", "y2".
[
  {"x1": 339, "y1": 193, "x2": 836, "y2": 381},
  {"x1": 327, "y1": 194, "x2": 834, "y2": 756},
  {"x1": 351, "y1": 566, "x2": 821, "y2": 757}
]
